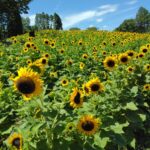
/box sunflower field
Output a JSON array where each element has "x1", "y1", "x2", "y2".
[{"x1": 0, "y1": 30, "x2": 150, "y2": 150}]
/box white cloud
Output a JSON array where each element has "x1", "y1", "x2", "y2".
[
  {"x1": 126, "y1": 0, "x2": 138, "y2": 5},
  {"x1": 63, "y1": 4, "x2": 118, "y2": 29},
  {"x1": 96, "y1": 18, "x2": 103, "y2": 23}
]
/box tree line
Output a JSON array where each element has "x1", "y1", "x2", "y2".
[
  {"x1": 115, "y1": 7, "x2": 150, "y2": 33},
  {"x1": 22, "y1": 12, "x2": 63, "y2": 33},
  {"x1": 0, "y1": 0, "x2": 63, "y2": 40}
]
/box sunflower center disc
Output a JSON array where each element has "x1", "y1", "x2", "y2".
[
  {"x1": 143, "y1": 49, "x2": 147, "y2": 53},
  {"x1": 12, "y1": 138, "x2": 20, "y2": 148},
  {"x1": 107, "y1": 60, "x2": 115, "y2": 67},
  {"x1": 74, "y1": 92, "x2": 81, "y2": 104},
  {"x1": 16, "y1": 77, "x2": 35, "y2": 94},
  {"x1": 91, "y1": 84, "x2": 100, "y2": 91},
  {"x1": 128, "y1": 53, "x2": 133, "y2": 56},
  {"x1": 82, "y1": 121, "x2": 94, "y2": 131},
  {"x1": 121, "y1": 57, "x2": 128, "y2": 62},
  {"x1": 42, "y1": 59, "x2": 46, "y2": 64}
]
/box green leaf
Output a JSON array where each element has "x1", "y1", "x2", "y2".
[{"x1": 94, "y1": 133, "x2": 109, "y2": 148}]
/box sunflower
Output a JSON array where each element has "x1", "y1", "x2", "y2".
[
  {"x1": 44, "y1": 39, "x2": 50, "y2": 45},
  {"x1": 127, "y1": 66, "x2": 134, "y2": 73},
  {"x1": 126, "y1": 50, "x2": 135, "y2": 58},
  {"x1": 77, "y1": 115, "x2": 100, "y2": 136},
  {"x1": 61, "y1": 79, "x2": 69, "y2": 86},
  {"x1": 50, "y1": 72, "x2": 58, "y2": 78},
  {"x1": 7, "y1": 133, "x2": 22, "y2": 150},
  {"x1": 119, "y1": 53, "x2": 129, "y2": 64},
  {"x1": 13, "y1": 67, "x2": 43, "y2": 100},
  {"x1": 59, "y1": 49, "x2": 65, "y2": 54},
  {"x1": 144, "y1": 64, "x2": 150, "y2": 72},
  {"x1": 43, "y1": 53, "x2": 50, "y2": 58},
  {"x1": 82, "y1": 54, "x2": 88, "y2": 59},
  {"x1": 103, "y1": 56, "x2": 116, "y2": 71},
  {"x1": 29, "y1": 62, "x2": 44, "y2": 74},
  {"x1": 140, "y1": 46, "x2": 148, "y2": 53},
  {"x1": 138, "y1": 52, "x2": 145, "y2": 58},
  {"x1": 66, "y1": 59, "x2": 73, "y2": 66},
  {"x1": 82, "y1": 83, "x2": 90, "y2": 96},
  {"x1": 143, "y1": 84, "x2": 150, "y2": 91},
  {"x1": 23, "y1": 47, "x2": 28, "y2": 53},
  {"x1": 36, "y1": 58, "x2": 48, "y2": 66},
  {"x1": 86, "y1": 78, "x2": 104, "y2": 94},
  {"x1": 50, "y1": 42, "x2": 56, "y2": 48},
  {"x1": 24, "y1": 42, "x2": 31, "y2": 48},
  {"x1": 65, "y1": 122, "x2": 75, "y2": 133},
  {"x1": 70, "y1": 88, "x2": 83, "y2": 108},
  {"x1": 78, "y1": 40, "x2": 83, "y2": 46},
  {"x1": 102, "y1": 51, "x2": 107, "y2": 56},
  {"x1": 26, "y1": 59, "x2": 32, "y2": 65},
  {"x1": 80, "y1": 62, "x2": 85, "y2": 70}
]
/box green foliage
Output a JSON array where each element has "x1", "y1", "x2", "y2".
[
  {"x1": 86, "y1": 27, "x2": 98, "y2": 31},
  {"x1": 116, "y1": 7, "x2": 150, "y2": 33}
]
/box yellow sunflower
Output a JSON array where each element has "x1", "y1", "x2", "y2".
[
  {"x1": 36, "y1": 57, "x2": 48, "y2": 66},
  {"x1": 77, "y1": 115, "x2": 100, "y2": 136},
  {"x1": 103, "y1": 56, "x2": 116, "y2": 71},
  {"x1": 82, "y1": 54, "x2": 88, "y2": 59},
  {"x1": 143, "y1": 84, "x2": 150, "y2": 91},
  {"x1": 86, "y1": 78, "x2": 104, "y2": 94},
  {"x1": 29, "y1": 62, "x2": 44, "y2": 74},
  {"x1": 61, "y1": 79, "x2": 69, "y2": 86},
  {"x1": 79, "y1": 62, "x2": 85, "y2": 70},
  {"x1": 65, "y1": 122, "x2": 75, "y2": 133},
  {"x1": 24, "y1": 42, "x2": 31, "y2": 48},
  {"x1": 127, "y1": 66, "x2": 134, "y2": 73},
  {"x1": 118, "y1": 53, "x2": 129, "y2": 64},
  {"x1": 126, "y1": 50, "x2": 135, "y2": 58},
  {"x1": 144, "y1": 64, "x2": 150, "y2": 72},
  {"x1": 13, "y1": 67, "x2": 43, "y2": 100},
  {"x1": 138, "y1": 52, "x2": 145, "y2": 58},
  {"x1": 140, "y1": 46, "x2": 149, "y2": 53},
  {"x1": 44, "y1": 39, "x2": 50, "y2": 45},
  {"x1": 50, "y1": 42, "x2": 56, "y2": 48},
  {"x1": 82, "y1": 83, "x2": 90, "y2": 96},
  {"x1": 70, "y1": 88, "x2": 83, "y2": 108},
  {"x1": 7, "y1": 133, "x2": 23, "y2": 150}
]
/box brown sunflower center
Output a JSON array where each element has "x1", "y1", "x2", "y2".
[
  {"x1": 74, "y1": 92, "x2": 81, "y2": 104},
  {"x1": 91, "y1": 84, "x2": 100, "y2": 91},
  {"x1": 82, "y1": 121, "x2": 94, "y2": 131},
  {"x1": 121, "y1": 57, "x2": 128, "y2": 62},
  {"x1": 128, "y1": 52, "x2": 133, "y2": 56},
  {"x1": 12, "y1": 138, "x2": 20, "y2": 149},
  {"x1": 63, "y1": 80, "x2": 67, "y2": 84},
  {"x1": 107, "y1": 60, "x2": 115, "y2": 67},
  {"x1": 42, "y1": 59, "x2": 46, "y2": 64},
  {"x1": 142, "y1": 49, "x2": 147, "y2": 53},
  {"x1": 16, "y1": 77, "x2": 35, "y2": 94}
]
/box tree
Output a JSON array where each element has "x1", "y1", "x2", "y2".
[
  {"x1": 0, "y1": 0, "x2": 32, "y2": 39},
  {"x1": 136, "y1": 7, "x2": 150, "y2": 32},
  {"x1": 86, "y1": 27, "x2": 98, "y2": 31},
  {"x1": 69, "y1": 27, "x2": 81, "y2": 30},
  {"x1": 22, "y1": 17, "x2": 30, "y2": 33},
  {"x1": 35, "y1": 12, "x2": 50, "y2": 30},
  {"x1": 53, "y1": 13, "x2": 63, "y2": 30},
  {"x1": 115, "y1": 19, "x2": 137, "y2": 32}
]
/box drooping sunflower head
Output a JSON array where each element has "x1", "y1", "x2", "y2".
[
  {"x1": 7, "y1": 133, "x2": 22, "y2": 150},
  {"x1": 86, "y1": 78, "x2": 104, "y2": 94},
  {"x1": 77, "y1": 115, "x2": 100, "y2": 136},
  {"x1": 70, "y1": 88, "x2": 83, "y2": 108},
  {"x1": 29, "y1": 62, "x2": 44, "y2": 74},
  {"x1": 13, "y1": 67, "x2": 43, "y2": 100},
  {"x1": 103, "y1": 56, "x2": 116, "y2": 71},
  {"x1": 82, "y1": 83, "x2": 90, "y2": 96},
  {"x1": 119, "y1": 53, "x2": 129, "y2": 64}
]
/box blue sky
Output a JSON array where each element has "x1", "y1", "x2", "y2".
[{"x1": 22, "y1": 0, "x2": 150, "y2": 30}]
